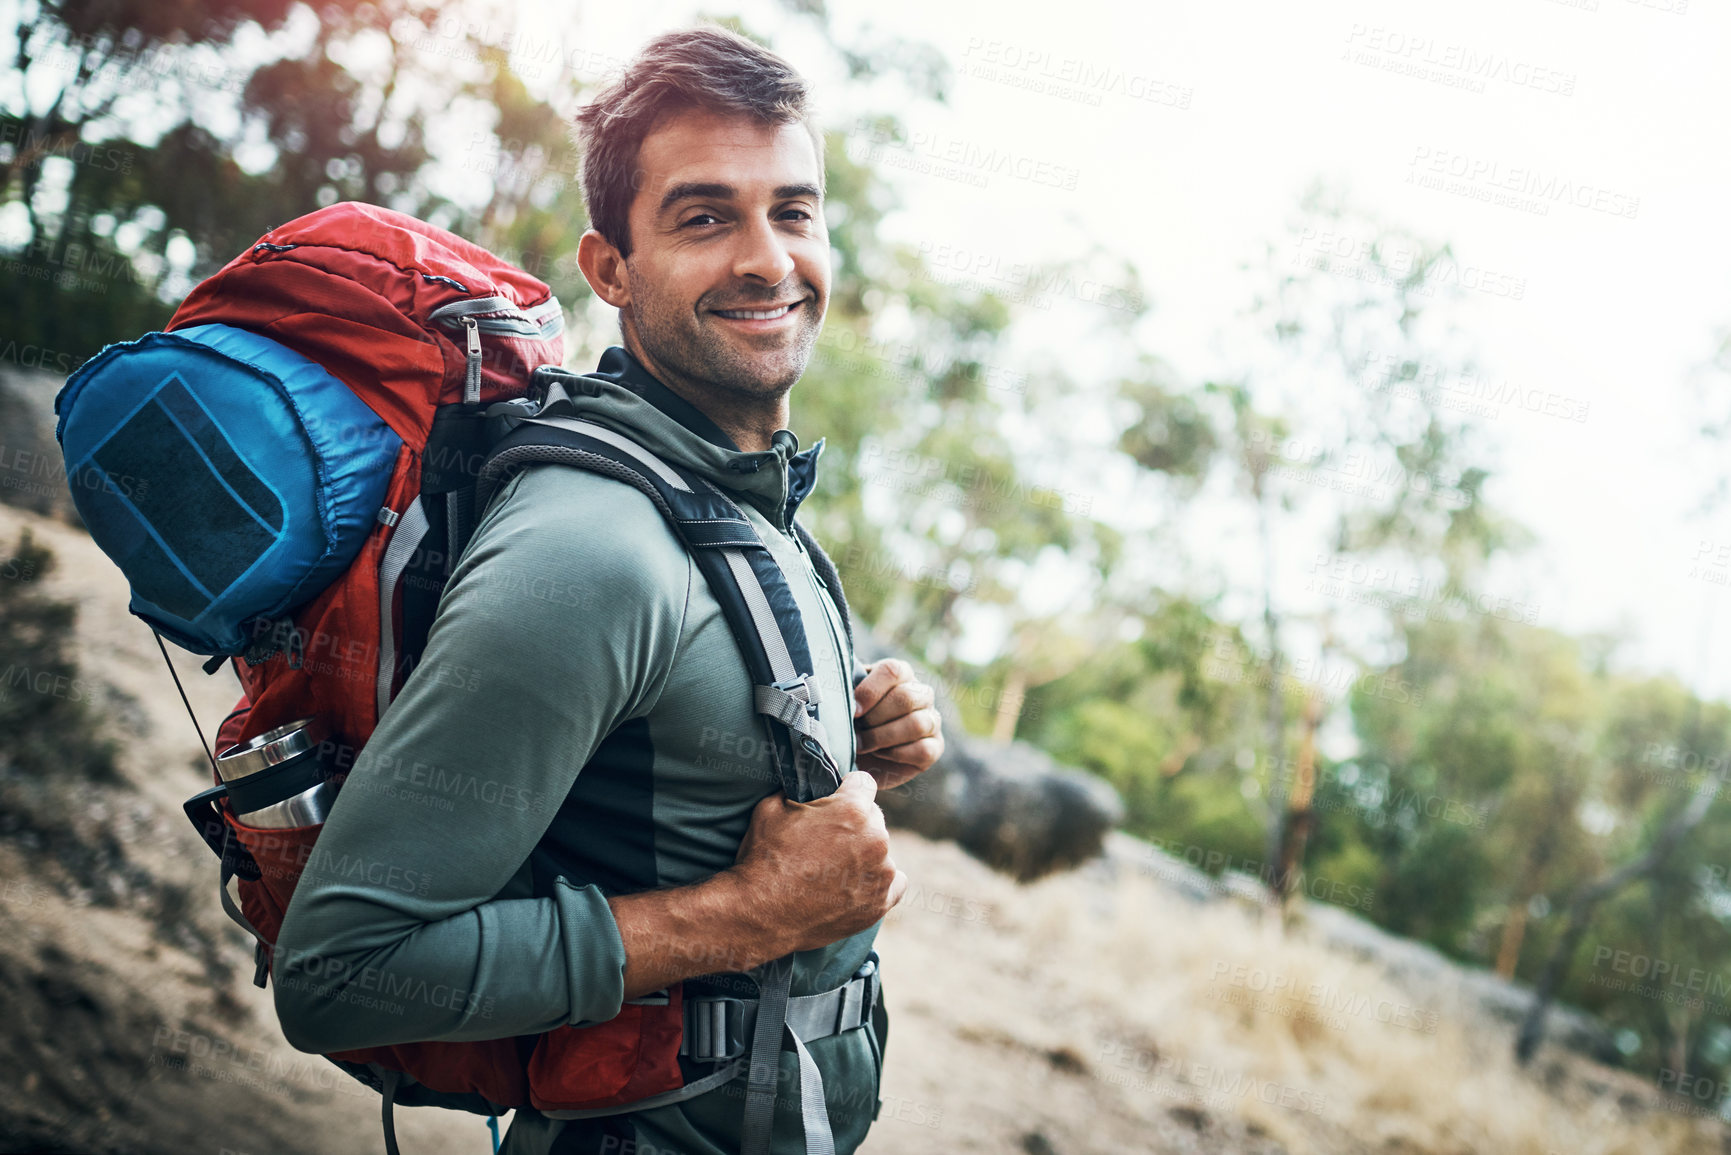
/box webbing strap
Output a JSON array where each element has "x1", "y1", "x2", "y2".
[
  {"x1": 381, "y1": 1068, "x2": 403, "y2": 1155},
  {"x1": 681, "y1": 955, "x2": 879, "y2": 1063},
  {"x1": 740, "y1": 957, "x2": 793, "y2": 1155},
  {"x1": 723, "y1": 547, "x2": 797, "y2": 681},
  {"x1": 217, "y1": 864, "x2": 266, "y2": 946},
  {"x1": 754, "y1": 683, "x2": 832, "y2": 749},
  {"x1": 791, "y1": 1031, "x2": 836, "y2": 1155},
  {"x1": 376, "y1": 496, "x2": 431, "y2": 717},
  {"x1": 536, "y1": 1058, "x2": 746, "y2": 1121}
]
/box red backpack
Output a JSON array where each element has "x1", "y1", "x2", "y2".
[{"x1": 55, "y1": 203, "x2": 858, "y2": 1141}]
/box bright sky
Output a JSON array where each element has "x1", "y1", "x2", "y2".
[{"x1": 578, "y1": 0, "x2": 1731, "y2": 700}]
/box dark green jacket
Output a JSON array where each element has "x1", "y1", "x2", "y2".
[{"x1": 273, "y1": 348, "x2": 883, "y2": 1154}]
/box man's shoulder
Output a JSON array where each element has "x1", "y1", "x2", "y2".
[{"x1": 452, "y1": 463, "x2": 692, "y2": 609}]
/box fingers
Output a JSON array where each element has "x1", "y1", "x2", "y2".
[
  {"x1": 860, "y1": 735, "x2": 944, "y2": 769},
  {"x1": 834, "y1": 768, "x2": 880, "y2": 804},
  {"x1": 852, "y1": 658, "x2": 914, "y2": 718},
  {"x1": 885, "y1": 865, "x2": 910, "y2": 910},
  {"x1": 856, "y1": 706, "x2": 943, "y2": 754},
  {"x1": 857, "y1": 677, "x2": 936, "y2": 729}
]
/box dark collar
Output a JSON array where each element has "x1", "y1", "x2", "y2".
[
  {"x1": 593, "y1": 345, "x2": 825, "y2": 524},
  {"x1": 593, "y1": 346, "x2": 740, "y2": 451}
]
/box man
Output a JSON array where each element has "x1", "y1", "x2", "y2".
[{"x1": 274, "y1": 25, "x2": 944, "y2": 1155}]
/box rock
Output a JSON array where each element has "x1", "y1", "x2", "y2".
[
  {"x1": 855, "y1": 630, "x2": 1124, "y2": 882},
  {"x1": 0, "y1": 364, "x2": 75, "y2": 523}
]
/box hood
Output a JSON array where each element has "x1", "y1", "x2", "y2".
[{"x1": 560, "y1": 346, "x2": 825, "y2": 534}]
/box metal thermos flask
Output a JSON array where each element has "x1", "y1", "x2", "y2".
[{"x1": 215, "y1": 717, "x2": 335, "y2": 828}]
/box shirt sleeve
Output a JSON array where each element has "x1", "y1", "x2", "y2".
[{"x1": 272, "y1": 466, "x2": 691, "y2": 1054}]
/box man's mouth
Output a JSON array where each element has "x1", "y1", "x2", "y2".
[{"x1": 711, "y1": 300, "x2": 801, "y2": 322}]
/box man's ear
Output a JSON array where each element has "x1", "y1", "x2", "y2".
[{"x1": 577, "y1": 229, "x2": 631, "y2": 309}]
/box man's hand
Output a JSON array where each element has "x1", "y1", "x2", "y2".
[
  {"x1": 852, "y1": 658, "x2": 945, "y2": 790},
  {"x1": 609, "y1": 772, "x2": 906, "y2": 996},
  {"x1": 731, "y1": 770, "x2": 908, "y2": 955}
]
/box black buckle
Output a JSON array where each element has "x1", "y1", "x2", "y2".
[
  {"x1": 182, "y1": 785, "x2": 261, "y2": 882},
  {"x1": 683, "y1": 996, "x2": 748, "y2": 1062}
]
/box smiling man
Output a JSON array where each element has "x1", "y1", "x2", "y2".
[{"x1": 273, "y1": 24, "x2": 943, "y2": 1155}]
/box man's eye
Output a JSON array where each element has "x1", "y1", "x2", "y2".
[
  {"x1": 681, "y1": 213, "x2": 720, "y2": 228},
  {"x1": 778, "y1": 208, "x2": 813, "y2": 222}
]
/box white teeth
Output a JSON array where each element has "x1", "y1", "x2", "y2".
[{"x1": 717, "y1": 304, "x2": 793, "y2": 320}]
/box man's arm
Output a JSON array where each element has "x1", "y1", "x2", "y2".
[
  {"x1": 273, "y1": 468, "x2": 691, "y2": 1052},
  {"x1": 610, "y1": 771, "x2": 904, "y2": 999},
  {"x1": 273, "y1": 469, "x2": 907, "y2": 1051}
]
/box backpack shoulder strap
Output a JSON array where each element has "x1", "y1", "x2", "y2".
[
  {"x1": 791, "y1": 519, "x2": 856, "y2": 666},
  {"x1": 476, "y1": 411, "x2": 845, "y2": 803}
]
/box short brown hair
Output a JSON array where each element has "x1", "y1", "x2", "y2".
[{"x1": 574, "y1": 26, "x2": 823, "y2": 258}]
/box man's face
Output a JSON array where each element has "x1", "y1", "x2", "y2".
[{"x1": 618, "y1": 107, "x2": 829, "y2": 400}]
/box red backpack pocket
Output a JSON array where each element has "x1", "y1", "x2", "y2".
[{"x1": 526, "y1": 994, "x2": 688, "y2": 1111}]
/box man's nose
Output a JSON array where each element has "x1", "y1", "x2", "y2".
[{"x1": 732, "y1": 217, "x2": 796, "y2": 285}]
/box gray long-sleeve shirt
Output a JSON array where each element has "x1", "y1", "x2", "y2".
[{"x1": 272, "y1": 348, "x2": 883, "y2": 1154}]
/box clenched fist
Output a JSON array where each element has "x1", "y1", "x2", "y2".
[
  {"x1": 731, "y1": 770, "x2": 908, "y2": 953},
  {"x1": 852, "y1": 658, "x2": 944, "y2": 790}
]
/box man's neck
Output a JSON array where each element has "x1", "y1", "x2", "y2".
[{"x1": 622, "y1": 331, "x2": 788, "y2": 453}]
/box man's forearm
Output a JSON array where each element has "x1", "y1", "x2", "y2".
[{"x1": 607, "y1": 867, "x2": 793, "y2": 999}]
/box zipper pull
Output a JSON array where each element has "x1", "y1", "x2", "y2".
[{"x1": 462, "y1": 316, "x2": 482, "y2": 404}]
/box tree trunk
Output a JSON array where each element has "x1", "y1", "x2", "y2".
[
  {"x1": 991, "y1": 666, "x2": 1027, "y2": 745},
  {"x1": 1514, "y1": 781, "x2": 1717, "y2": 1064},
  {"x1": 1275, "y1": 690, "x2": 1322, "y2": 905},
  {"x1": 1256, "y1": 479, "x2": 1288, "y2": 890},
  {"x1": 1495, "y1": 901, "x2": 1530, "y2": 979}
]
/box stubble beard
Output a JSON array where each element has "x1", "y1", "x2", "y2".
[{"x1": 623, "y1": 269, "x2": 823, "y2": 404}]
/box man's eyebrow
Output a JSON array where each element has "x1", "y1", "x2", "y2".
[
  {"x1": 657, "y1": 181, "x2": 824, "y2": 213},
  {"x1": 659, "y1": 182, "x2": 736, "y2": 213}
]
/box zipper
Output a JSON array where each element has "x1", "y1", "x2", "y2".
[
  {"x1": 427, "y1": 294, "x2": 564, "y2": 339},
  {"x1": 462, "y1": 316, "x2": 482, "y2": 404}
]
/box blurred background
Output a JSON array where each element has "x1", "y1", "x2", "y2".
[{"x1": 3, "y1": 0, "x2": 1731, "y2": 1152}]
